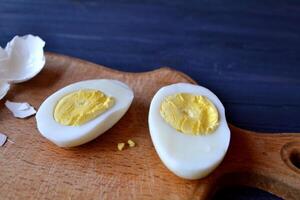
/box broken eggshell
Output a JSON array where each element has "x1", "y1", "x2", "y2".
[
  {"x1": 0, "y1": 34, "x2": 46, "y2": 83},
  {"x1": 0, "y1": 133, "x2": 7, "y2": 146},
  {"x1": 0, "y1": 81, "x2": 10, "y2": 100},
  {"x1": 5, "y1": 100, "x2": 36, "y2": 118}
]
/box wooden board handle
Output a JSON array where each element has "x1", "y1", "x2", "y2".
[{"x1": 196, "y1": 125, "x2": 300, "y2": 200}]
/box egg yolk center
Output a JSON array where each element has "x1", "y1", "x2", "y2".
[
  {"x1": 54, "y1": 89, "x2": 115, "y2": 126},
  {"x1": 160, "y1": 93, "x2": 219, "y2": 135}
]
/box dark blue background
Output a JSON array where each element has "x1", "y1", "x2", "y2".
[{"x1": 1, "y1": 0, "x2": 299, "y2": 199}]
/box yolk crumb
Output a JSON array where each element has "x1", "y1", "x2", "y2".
[
  {"x1": 54, "y1": 89, "x2": 115, "y2": 126},
  {"x1": 118, "y1": 143, "x2": 125, "y2": 151},
  {"x1": 160, "y1": 93, "x2": 219, "y2": 135},
  {"x1": 127, "y1": 139, "x2": 135, "y2": 147}
]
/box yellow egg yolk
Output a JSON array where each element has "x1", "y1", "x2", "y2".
[
  {"x1": 160, "y1": 93, "x2": 219, "y2": 135},
  {"x1": 54, "y1": 89, "x2": 115, "y2": 126}
]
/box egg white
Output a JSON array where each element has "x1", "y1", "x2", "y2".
[
  {"x1": 36, "y1": 79, "x2": 134, "y2": 147},
  {"x1": 148, "y1": 83, "x2": 230, "y2": 180}
]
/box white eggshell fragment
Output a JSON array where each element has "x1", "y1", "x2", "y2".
[
  {"x1": 0, "y1": 47, "x2": 8, "y2": 61},
  {"x1": 0, "y1": 133, "x2": 7, "y2": 146},
  {"x1": 148, "y1": 83, "x2": 230, "y2": 180},
  {"x1": 5, "y1": 100, "x2": 36, "y2": 118},
  {"x1": 0, "y1": 81, "x2": 10, "y2": 100},
  {"x1": 36, "y1": 79, "x2": 134, "y2": 148},
  {"x1": 0, "y1": 35, "x2": 45, "y2": 83}
]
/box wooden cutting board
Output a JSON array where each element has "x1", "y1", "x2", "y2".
[{"x1": 0, "y1": 53, "x2": 299, "y2": 200}]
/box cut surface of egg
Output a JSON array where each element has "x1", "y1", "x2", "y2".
[
  {"x1": 36, "y1": 79, "x2": 134, "y2": 147},
  {"x1": 148, "y1": 83, "x2": 230, "y2": 180}
]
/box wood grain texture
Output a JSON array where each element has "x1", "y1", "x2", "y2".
[
  {"x1": 1, "y1": 2, "x2": 300, "y2": 198},
  {"x1": 0, "y1": 53, "x2": 299, "y2": 200}
]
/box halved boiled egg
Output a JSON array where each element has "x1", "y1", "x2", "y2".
[
  {"x1": 36, "y1": 79, "x2": 134, "y2": 147},
  {"x1": 148, "y1": 83, "x2": 230, "y2": 180}
]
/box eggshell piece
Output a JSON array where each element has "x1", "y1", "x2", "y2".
[
  {"x1": 5, "y1": 100, "x2": 36, "y2": 118},
  {"x1": 0, "y1": 81, "x2": 10, "y2": 100},
  {"x1": 0, "y1": 47, "x2": 8, "y2": 60},
  {"x1": 0, "y1": 133, "x2": 7, "y2": 146},
  {"x1": 0, "y1": 35, "x2": 45, "y2": 83}
]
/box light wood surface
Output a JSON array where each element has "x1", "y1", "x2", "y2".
[{"x1": 0, "y1": 53, "x2": 299, "y2": 200}]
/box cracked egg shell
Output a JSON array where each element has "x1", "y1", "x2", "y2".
[
  {"x1": 0, "y1": 34, "x2": 45, "y2": 83},
  {"x1": 0, "y1": 81, "x2": 10, "y2": 100}
]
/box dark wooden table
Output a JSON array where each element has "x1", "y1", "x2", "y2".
[{"x1": 1, "y1": 0, "x2": 299, "y2": 199}]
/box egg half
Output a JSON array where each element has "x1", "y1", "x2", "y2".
[
  {"x1": 148, "y1": 83, "x2": 230, "y2": 180},
  {"x1": 36, "y1": 79, "x2": 134, "y2": 147}
]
